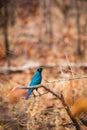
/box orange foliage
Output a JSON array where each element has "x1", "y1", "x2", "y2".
[
  {"x1": 64, "y1": 80, "x2": 79, "y2": 106},
  {"x1": 7, "y1": 87, "x2": 27, "y2": 103},
  {"x1": 70, "y1": 97, "x2": 87, "y2": 117}
]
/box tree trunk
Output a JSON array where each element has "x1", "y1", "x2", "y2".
[
  {"x1": 42, "y1": 0, "x2": 53, "y2": 46},
  {"x1": 75, "y1": 0, "x2": 82, "y2": 56},
  {"x1": 3, "y1": 0, "x2": 10, "y2": 66}
]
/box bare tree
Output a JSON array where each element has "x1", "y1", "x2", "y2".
[
  {"x1": 75, "y1": 0, "x2": 83, "y2": 56},
  {"x1": 9, "y1": 0, "x2": 16, "y2": 26},
  {"x1": 3, "y1": 0, "x2": 10, "y2": 66}
]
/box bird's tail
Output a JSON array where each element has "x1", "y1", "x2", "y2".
[{"x1": 25, "y1": 89, "x2": 33, "y2": 100}]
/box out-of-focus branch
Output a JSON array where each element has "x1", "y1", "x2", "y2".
[
  {"x1": 0, "y1": 62, "x2": 87, "y2": 74},
  {"x1": 45, "y1": 75, "x2": 87, "y2": 83}
]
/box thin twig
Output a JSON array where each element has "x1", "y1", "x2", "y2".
[
  {"x1": 30, "y1": 91, "x2": 48, "y2": 98},
  {"x1": 65, "y1": 54, "x2": 74, "y2": 77},
  {"x1": 45, "y1": 75, "x2": 87, "y2": 83},
  {"x1": 58, "y1": 66, "x2": 65, "y2": 87}
]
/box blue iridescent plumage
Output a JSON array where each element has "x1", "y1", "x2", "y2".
[{"x1": 25, "y1": 67, "x2": 43, "y2": 100}]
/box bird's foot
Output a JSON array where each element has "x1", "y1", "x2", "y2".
[
  {"x1": 36, "y1": 89, "x2": 41, "y2": 96},
  {"x1": 32, "y1": 92, "x2": 36, "y2": 97}
]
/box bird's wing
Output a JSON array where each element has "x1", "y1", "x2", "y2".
[{"x1": 30, "y1": 75, "x2": 42, "y2": 86}]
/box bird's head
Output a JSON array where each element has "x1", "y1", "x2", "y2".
[{"x1": 37, "y1": 66, "x2": 43, "y2": 73}]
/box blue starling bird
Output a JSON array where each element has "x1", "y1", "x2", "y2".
[{"x1": 25, "y1": 67, "x2": 43, "y2": 100}]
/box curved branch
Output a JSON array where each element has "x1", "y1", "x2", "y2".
[{"x1": 20, "y1": 84, "x2": 80, "y2": 130}]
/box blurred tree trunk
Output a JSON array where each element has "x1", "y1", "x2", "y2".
[
  {"x1": 43, "y1": 0, "x2": 53, "y2": 46},
  {"x1": 9, "y1": 0, "x2": 16, "y2": 26},
  {"x1": 75, "y1": 0, "x2": 82, "y2": 56},
  {"x1": 3, "y1": 0, "x2": 10, "y2": 66}
]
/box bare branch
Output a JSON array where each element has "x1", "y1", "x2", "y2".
[
  {"x1": 19, "y1": 85, "x2": 61, "y2": 99},
  {"x1": 0, "y1": 62, "x2": 87, "y2": 74},
  {"x1": 0, "y1": 61, "x2": 40, "y2": 74},
  {"x1": 30, "y1": 91, "x2": 48, "y2": 98},
  {"x1": 18, "y1": 84, "x2": 42, "y2": 89},
  {"x1": 20, "y1": 84, "x2": 80, "y2": 130},
  {"x1": 46, "y1": 75, "x2": 87, "y2": 83},
  {"x1": 19, "y1": 84, "x2": 61, "y2": 99}
]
